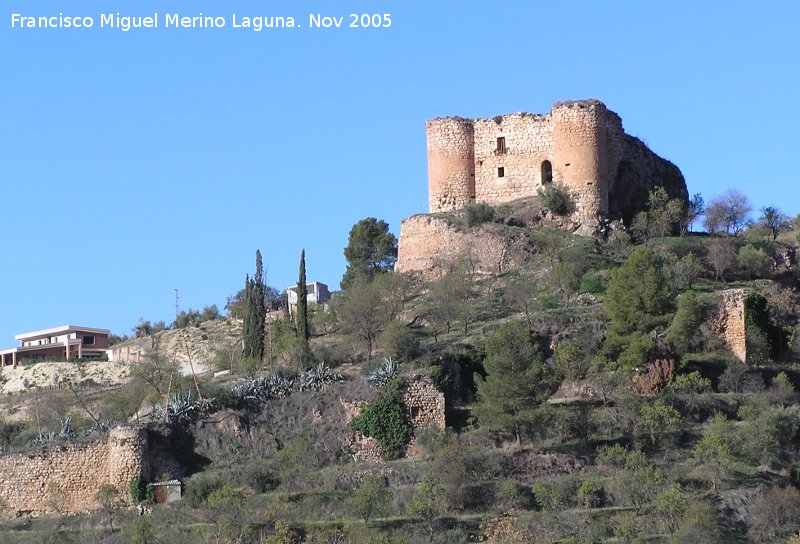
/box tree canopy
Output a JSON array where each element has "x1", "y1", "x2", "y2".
[
  {"x1": 341, "y1": 217, "x2": 398, "y2": 289},
  {"x1": 473, "y1": 321, "x2": 557, "y2": 444},
  {"x1": 605, "y1": 247, "x2": 673, "y2": 336}
]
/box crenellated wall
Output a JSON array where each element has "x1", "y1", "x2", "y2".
[{"x1": 0, "y1": 426, "x2": 148, "y2": 514}]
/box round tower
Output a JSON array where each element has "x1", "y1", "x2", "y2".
[
  {"x1": 425, "y1": 117, "x2": 475, "y2": 212},
  {"x1": 551, "y1": 100, "x2": 620, "y2": 226},
  {"x1": 107, "y1": 426, "x2": 148, "y2": 504}
]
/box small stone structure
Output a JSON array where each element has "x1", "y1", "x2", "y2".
[
  {"x1": 402, "y1": 377, "x2": 446, "y2": 431},
  {"x1": 344, "y1": 377, "x2": 446, "y2": 461},
  {"x1": 150, "y1": 480, "x2": 182, "y2": 504},
  {"x1": 0, "y1": 426, "x2": 147, "y2": 514},
  {"x1": 709, "y1": 288, "x2": 747, "y2": 362}
]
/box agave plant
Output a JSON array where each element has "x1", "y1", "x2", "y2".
[
  {"x1": 59, "y1": 416, "x2": 74, "y2": 439},
  {"x1": 28, "y1": 431, "x2": 58, "y2": 448},
  {"x1": 151, "y1": 394, "x2": 211, "y2": 424},
  {"x1": 232, "y1": 372, "x2": 295, "y2": 403},
  {"x1": 368, "y1": 357, "x2": 399, "y2": 387},
  {"x1": 299, "y1": 362, "x2": 345, "y2": 392}
]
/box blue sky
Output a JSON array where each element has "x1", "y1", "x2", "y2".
[{"x1": 1, "y1": 1, "x2": 798, "y2": 343}]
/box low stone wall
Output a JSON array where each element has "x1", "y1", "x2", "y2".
[{"x1": 0, "y1": 426, "x2": 147, "y2": 514}]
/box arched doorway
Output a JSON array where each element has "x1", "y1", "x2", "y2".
[{"x1": 541, "y1": 160, "x2": 553, "y2": 185}]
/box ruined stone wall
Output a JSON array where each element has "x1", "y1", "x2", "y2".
[
  {"x1": 0, "y1": 426, "x2": 147, "y2": 514},
  {"x1": 395, "y1": 214, "x2": 534, "y2": 278},
  {"x1": 344, "y1": 378, "x2": 446, "y2": 461},
  {"x1": 403, "y1": 377, "x2": 446, "y2": 431},
  {"x1": 709, "y1": 289, "x2": 747, "y2": 362}
]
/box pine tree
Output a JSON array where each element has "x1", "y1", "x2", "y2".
[{"x1": 243, "y1": 250, "x2": 267, "y2": 359}]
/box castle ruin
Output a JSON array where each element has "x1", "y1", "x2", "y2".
[
  {"x1": 426, "y1": 99, "x2": 687, "y2": 229},
  {"x1": 396, "y1": 99, "x2": 689, "y2": 275}
]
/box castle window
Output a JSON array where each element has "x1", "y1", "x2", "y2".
[
  {"x1": 541, "y1": 160, "x2": 553, "y2": 184},
  {"x1": 496, "y1": 137, "x2": 506, "y2": 154},
  {"x1": 498, "y1": 167, "x2": 505, "y2": 178}
]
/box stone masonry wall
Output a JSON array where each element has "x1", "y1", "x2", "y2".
[
  {"x1": 0, "y1": 426, "x2": 147, "y2": 514},
  {"x1": 403, "y1": 378, "x2": 446, "y2": 431},
  {"x1": 709, "y1": 289, "x2": 747, "y2": 362},
  {"x1": 344, "y1": 377, "x2": 446, "y2": 461},
  {"x1": 395, "y1": 214, "x2": 535, "y2": 278}
]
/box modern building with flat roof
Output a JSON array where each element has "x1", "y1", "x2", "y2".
[{"x1": 0, "y1": 325, "x2": 110, "y2": 366}]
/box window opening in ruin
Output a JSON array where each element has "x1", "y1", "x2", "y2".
[
  {"x1": 541, "y1": 160, "x2": 553, "y2": 184},
  {"x1": 498, "y1": 167, "x2": 505, "y2": 178},
  {"x1": 496, "y1": 137, "x2": 506, "y2": 154}
]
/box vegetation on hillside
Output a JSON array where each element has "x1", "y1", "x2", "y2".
[{"x1": 5, "y1": 190, "x2": 800, "y2": 543}]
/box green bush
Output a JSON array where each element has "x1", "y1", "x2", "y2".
[
  {"x1": 184, "y1": 472, "x2": 225, "y2": 507},
  {"x1": 378, "y1": 320, "x2": 420, "y2": 362},
  {"x1": 464, "y1": 202, "x2": 495, "y2": 227},
  {"x1": 537, "y1": 184, "x2": 575, "y2": 215},
  {"x1": 129, "y1": 476, "x2": 154, "y2": 504},
  {"x1": 579, "y1": 271, "x2": 605, "y2": 294},
  {"x1": 244, "y1": 457, "x2": 279, "y2": 493},
  {"x1": 351, "y1": 391, "x2": 413, "y2": 460},
  {"x1": 554, "y1": 343, "x2": 589, "y2": 381}
]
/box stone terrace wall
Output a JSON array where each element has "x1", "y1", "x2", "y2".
[
  {"x1": 395, "y1": 214, "x2": 534, "y2": 278},
  {"x1": 0, "y1": 426, "x2": 147, "y2": 514},
  {"x1": 709, "y1": 289, "x2": 747, "y2": 362}
]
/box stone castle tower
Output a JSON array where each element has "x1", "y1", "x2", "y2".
[{"x1": 425, "y1": 99, "x2": 687, "y2": 229}]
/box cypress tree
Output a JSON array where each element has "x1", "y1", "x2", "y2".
[
  {"x1": 297, "y1": 249, "x2": 310, "y2": 343},
  {"x1": 243, "y1": 250, "x2": 267, "y2": 359}
]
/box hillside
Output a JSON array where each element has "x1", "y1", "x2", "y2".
[{"x1": 3, "y1": 200, "x2": 800, "y2": 543}]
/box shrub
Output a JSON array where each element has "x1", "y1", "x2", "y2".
[
  {"x1": 129, "y1": 476, "x2": 154, "y2": 504},
  {"x1": 464, "y1": 202, "x2": 495, "y2": 227},
  {"x1": 350, "y1": 391, "x2": 413, "y2": 460},
  {"x1": 577, "y1": 480, "x2": 604, "y2": 508},
  {"x1": 244, "y1": 458, "x2": 279, "y2": 493},
  {"x1": 553, "y1": 343, "x2": 589, "y2": 381},
  {"x1": 378, "y1": 321, "x2": 419, "y2": 362},
  {"x1": 537, "y1": 184, "x2": 575, "y2": 215},
  {"x1": 579, "y1": 271, "x2": 605, "y2": 294},
  {"x1": 184, "y1": 472, "x2": 225, "y2": 507}
]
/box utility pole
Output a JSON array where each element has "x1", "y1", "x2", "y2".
[{"x1": 174, "y1": 288, "x2": 180, "y2": 318}]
